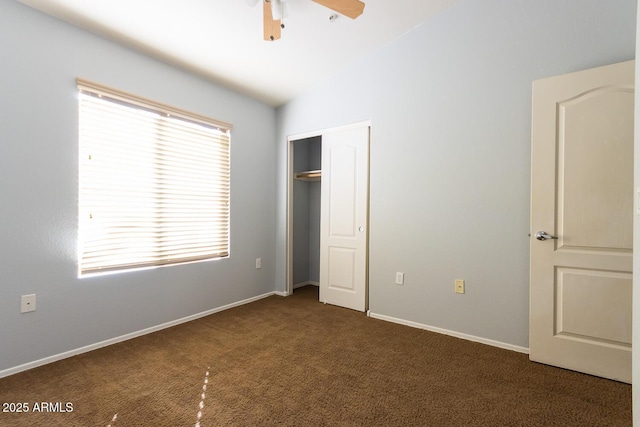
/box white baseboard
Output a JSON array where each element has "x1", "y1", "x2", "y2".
[
  {"x1": 367, "y1": 312, "x2": 529, "y2": 354},
  {"x1": 0, "y1": 291, "x2": 278, "y2": 379},
  {"x1": 275, "y1": 280, "x2": 318, "y2": 297},
  {"x1": 293, "y1": 281, "x2": 319, "y2": 289}
]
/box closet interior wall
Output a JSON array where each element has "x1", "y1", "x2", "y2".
[{"x1": 292, "y1": 136, "x2": 322, "y2": 289}]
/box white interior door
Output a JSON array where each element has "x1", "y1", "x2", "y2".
[
  {"x1": 319, "y1": 125, "x2": 369, "y2": 312},
  {"x1": 530, "y1": 60, "x2": 634, "y2": 383}
]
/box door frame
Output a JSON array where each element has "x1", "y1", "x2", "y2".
[{"x1": 285, "y1": 120, "x2": 371, "y2": 297}]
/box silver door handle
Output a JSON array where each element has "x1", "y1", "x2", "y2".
[{"x1": 535, "y1": 231, "x2": 558, "y2": 241}]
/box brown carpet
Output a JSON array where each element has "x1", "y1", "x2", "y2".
[{"x1": 0, "y1": 285, "x2": 631, "y2": 426}]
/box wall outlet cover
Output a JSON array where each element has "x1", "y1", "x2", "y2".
[{"x1": 21, "y1": 294, "x2": 36, "y2": 313}]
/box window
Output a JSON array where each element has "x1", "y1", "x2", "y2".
[{"x1": 77, "y1": 79, "x2": 231, "y2": 276}]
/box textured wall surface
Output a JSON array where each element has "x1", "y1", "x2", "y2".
[
  {"x1": 276, "y1": 0, "x2": 637, "y2": 348},
  {"x1": 0, "y1": 2, "x2": 277, "y2": 373}
]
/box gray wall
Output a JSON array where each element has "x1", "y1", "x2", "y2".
[
  {"x1": 308, "y1": 140, "x2": 321, "y2": 283},
  {"x1": 275, "y1": 0, "x2": 637, "y2": 348},
  {"x1": 292, "y1": 140, "x2": 311, "y2": 285},
  {"x1": 292, "y1": 137, "x2": 321, "y2": 286},
  {"x1": 0, "y1": 2, "x2": 277, "y2": 373}
]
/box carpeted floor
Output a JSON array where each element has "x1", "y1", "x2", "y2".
[{"x1": 0, "y1": 285, "x2": 631, "y2": 426}]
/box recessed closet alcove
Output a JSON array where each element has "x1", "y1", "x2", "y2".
[
  {"x1": 286, "y1": 122, "x2": 370, "y2": 310},
  {"x1": 291, "y1": 136, "x2": 322, "y2": 291}
]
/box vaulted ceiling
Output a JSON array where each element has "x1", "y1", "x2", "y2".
[{"x1": 18, "y1": 0, "x2": 460, "y2": 106}]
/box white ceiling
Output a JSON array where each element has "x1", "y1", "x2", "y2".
[{"x1": 18, "y1": 0, "x2": 460, "y2": 106}]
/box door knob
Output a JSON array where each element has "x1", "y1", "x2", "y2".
[{"x1": 535, "y1": 231, "x2": 558, "y2": 241}]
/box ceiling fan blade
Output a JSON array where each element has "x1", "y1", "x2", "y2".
[
  {"x1": 271, "y1": 0, "x2": 284, "y2": 20},
  {"x1": 311, "y1": 0, "x2": 365, "y2": 19},
  {"x1": 263, "y1": 0, "x2": 282, "y2": 41}
]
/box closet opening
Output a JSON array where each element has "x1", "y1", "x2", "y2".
[
  {"x1": 288, "y1": 135, "x2": 322, "y2": 297},
  {"x1": 286, "y1": 121, "x2": 370, "y2": 310}
]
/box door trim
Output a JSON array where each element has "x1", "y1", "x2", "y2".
[{"x1": 286, "y1": 120, "x2": 371, "y2": 297}]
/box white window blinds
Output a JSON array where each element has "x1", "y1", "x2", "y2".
[{"x1": 77, "y1": 79, "x2": 231, "y2": 275}]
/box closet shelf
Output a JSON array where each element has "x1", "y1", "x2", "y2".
[{"x1": 294, "y1": 170, "x2": 321, "y2": 181}]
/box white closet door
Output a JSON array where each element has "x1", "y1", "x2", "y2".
[{"x1": 319, "y1": 125, "x2": 369, "y2": 312}]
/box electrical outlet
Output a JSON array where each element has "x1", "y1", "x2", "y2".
[
  {"x1": 395, "y1": 272, "x2": 404, "y2": 285},
  {"x1": 256, "y1": 258, "x2": 262, "y2": 269},
  {"x1": 21, "y1": 294, "x2": 36, "y2": 313},
  {"x1": 455, "y1": 279, "x2": 465, "y2": 294}
]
